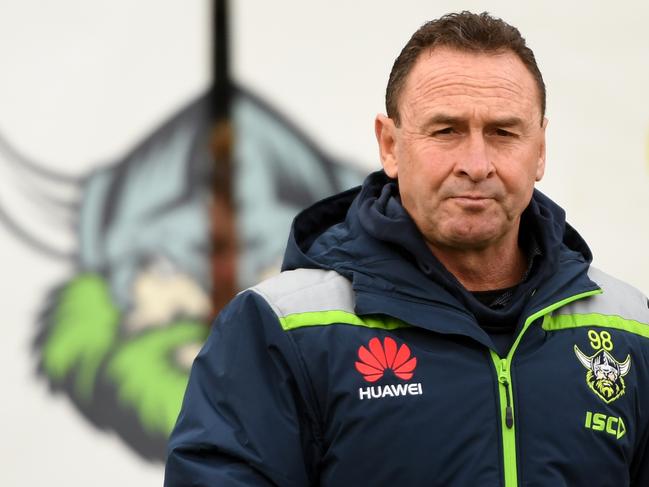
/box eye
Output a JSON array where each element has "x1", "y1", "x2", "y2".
[
  {"x1": 433, "y1": 127, "x2": 455, "y2": 136},
  {"x1": 495, "y1": 128, "x2": 516, "y2": 137}
]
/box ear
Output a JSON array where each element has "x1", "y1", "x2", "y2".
[
  {"x1": 375, "y1": 114, "x2": 399, "y2": 178},
  {"x1": 535, "y1": 117, "x2": 548, "y2": 182}
]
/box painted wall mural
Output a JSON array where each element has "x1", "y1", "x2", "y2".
[{"x1": 1, "y1": 87, "x2": 363, "y2": 459}]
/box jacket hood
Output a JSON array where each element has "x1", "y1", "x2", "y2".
[
  {"x1": 282, "y1": 171, "x2": 597, "y2": 343},
  {"x1": 284, "y1": 170, "x2": 592, "y2": 271}
]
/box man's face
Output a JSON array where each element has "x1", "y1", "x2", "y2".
[{"x1": 376, "y1": 47, "x2": 547, "y2": 253}]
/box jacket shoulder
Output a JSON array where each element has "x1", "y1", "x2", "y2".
[
  {"x1": 250, "y1": 268, "x2": 355, "y2": 319},
  {"x1": 557, "y1": 266, "x2": 649, "y2": 325}
]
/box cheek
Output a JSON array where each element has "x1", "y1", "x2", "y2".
[
  {"x1": 401, "y1": 144, "x2": 451, "y2": 184},
  {"x1": 397, "y1": 159, "x2": 446, "y2": 217},
  {"x1": 497, "y1": 157, "x2": 539, "y2": 200}
]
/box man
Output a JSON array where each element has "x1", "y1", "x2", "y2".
[{"x1": 165, "y1": 11, "x2": 649, "y2": 486}]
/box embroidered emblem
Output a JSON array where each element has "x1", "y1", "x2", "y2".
[{"x1": 574, "y1": 336, "x2": 631, "y2": 404}]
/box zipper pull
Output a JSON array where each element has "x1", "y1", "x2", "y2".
[
  {"x1": 499, "y1": 361, "x2": 514, "y2": 429},
  {"x1": 504, "y1": 391, "x2": 514, "y2": 429}
]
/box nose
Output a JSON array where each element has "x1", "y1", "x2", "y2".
[{"x1": 454, "y1": 134, "x2": 494, "y2": 182}]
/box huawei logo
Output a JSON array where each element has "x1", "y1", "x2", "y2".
[{"x1": 355, "y1": 337, "x2": 417, "y2": 382}]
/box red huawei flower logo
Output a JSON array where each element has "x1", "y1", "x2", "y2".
[{"x1": 354, "y1": 337, "x2": 417, "y2": 382}]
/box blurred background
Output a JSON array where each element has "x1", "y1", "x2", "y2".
[{"x1": 0, "y1": 1, "x2": 647, "y2": 485}]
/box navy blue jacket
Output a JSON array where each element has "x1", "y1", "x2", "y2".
[{"x1": 166, "y1": 172, "x2": 649, "y2": 486}]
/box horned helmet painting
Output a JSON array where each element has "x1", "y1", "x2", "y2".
[{"x1": 0, "y1": 3, "x2": 364, "y2": 460}]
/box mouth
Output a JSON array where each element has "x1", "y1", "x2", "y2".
[
  {"x1": 449, "y1": 195, "x2": 494, "y2": 207},
  {"x1": 450, "y1": 194, "x2": 494, "y2": 200}
]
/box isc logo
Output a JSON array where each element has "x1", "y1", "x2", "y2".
[{"x1": 584, "y1": 411, "x2": 626, "y2": 440}]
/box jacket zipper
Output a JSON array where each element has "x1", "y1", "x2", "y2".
[
  {"x1": 499, "y1": 361, "x2": 514, "y2": 428},
  {"x1": 490, "y1": 288, "x2": 602, "y2": 487},
  {"x1": 491, "y1": 352, "x2": 517, "y2": 487}
]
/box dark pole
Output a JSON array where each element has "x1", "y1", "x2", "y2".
[
  {"x1": 209, "y1": 0, "x2": 237, "y2": 314},
  {"x1": 211, "y1": 0, "x2": 230, "y2": 124},
  {"x1": 210, "y1": 0, "x2": 232, "y2": 201}
]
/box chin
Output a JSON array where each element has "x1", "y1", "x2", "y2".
[
  {"x1": 442, "y1": 225, "x2": 504, "y2": 250},
  {"x1": 448, "y1": 237, "x2": 494, "y2": 251}
]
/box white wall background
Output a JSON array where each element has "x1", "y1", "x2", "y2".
[{"x1": 0, "y1": 1, "x2": 647, "y2": 485}]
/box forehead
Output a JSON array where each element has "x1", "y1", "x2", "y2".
[{"x1": 400, "y1": 47, "x2": 541, "y2": 121}]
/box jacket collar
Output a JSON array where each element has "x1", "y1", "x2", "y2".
[{"x1": 283, "y1": 171, "x2": 599, "y2": 346}]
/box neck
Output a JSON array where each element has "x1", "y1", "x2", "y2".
[{"x1": 427, "y1": 232, "x2": 528, "y2": 292}]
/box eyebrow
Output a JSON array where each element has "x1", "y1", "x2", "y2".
[
  {"x1": 426, "y1": 114, "x2": 464, "y2": 127},
  {"x1": 425, "y1": 114, "x2": 526, "y2": 128},
  {"x1": 488, "y1": 116, "x2": 525, "y2": 128}
]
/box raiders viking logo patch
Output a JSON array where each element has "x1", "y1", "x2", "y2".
[{"x1": 574, "y1": 330, "x2": 631, "y2": 404}]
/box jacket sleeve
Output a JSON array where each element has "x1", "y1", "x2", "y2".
[
  {"x1": 631, "y1": 378, "x2": 649, "y2": 487},
  {"x1": 164, "y1": 291, "x2": 321, "y2": 487}
]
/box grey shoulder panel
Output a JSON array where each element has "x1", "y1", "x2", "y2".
[
  {"x1": 250, "y1": 268, "x2": 355, "y2": 318},
  {"x1": 556, "y1": 266, "x2": 649, "y2": 324}
]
